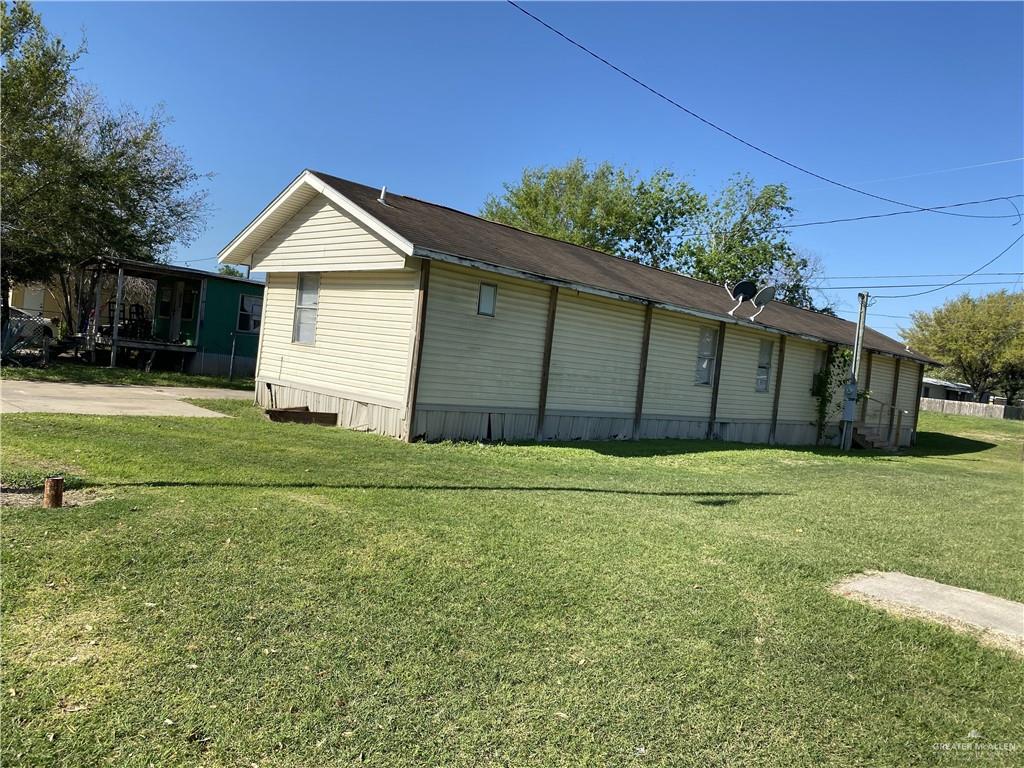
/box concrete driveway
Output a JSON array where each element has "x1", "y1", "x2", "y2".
[{"x1": 0, "y1": 380, "x2": 252, "y2": 417}]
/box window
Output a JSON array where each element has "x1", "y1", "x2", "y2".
[
  {"x1": 292, "y1": 273, "x2": 319, "y2": 343},
  {"x1": 755, "y1": 340, "x2": 773, "y2": 392},
  {"x1": 477, "y1": 282, "x2": 497, "y2": 316},
  {"x1": 181, "y1": 289, "x2": 197, "y2": 321},
  {"x1": 694, "y1": 327, "x2": 718, "y2": 385},
  {"x1": 157, "y1": 287, "x2": 173, "y2": 319},
  {"x1": 238, "y1": 294, "x2": 263, "y2": 333}
]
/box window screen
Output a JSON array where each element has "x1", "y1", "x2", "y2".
[
  {"x1": 694, "y1": 327, "x2": 718, "y2": 385},
  {"x1": 238, "y1": 294, "x2": 263, "y2": 333},
  {"x1": 755, "y1": 340, "x2": 773, "y2": 392},
  {"x1": 292, "y1": 273, "x2": 319, "y2": 343},
  {"x1": 157, "y1": 287, "x2": 173, "y2": 319},
  {"x1": 181, "y1": 289, "x2": 197, "y2": 321},
  {"x1": 478, "y1": 283, "x2": 497, "y2": 316}
]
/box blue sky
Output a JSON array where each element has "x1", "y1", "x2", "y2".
[{"x1": 37, "y1": 1, "x2": 1024, "y2": 334}]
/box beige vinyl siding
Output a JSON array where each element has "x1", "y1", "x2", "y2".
[
  {"x1": 643, "y1": 310, "x2": 716, "y2": 418},
  {"x1": 715, "y1": 326, "x2": 779, "y2": 421},
  {"x1": 777, "y1": 338, "x2": 827, "y2": 423},
  {"x1": 546, "y1": 292, "x2": 644, "y2": 414},
  {"x1": 252, "y1": 194, "x2": 407, "y2": 273},
  {"x1": 257, "y1": 269, "x2": 419, "y2": 406},
  {"x1": 865, "y1": 355, "x2": 896, "y2": 423},
  {"x1": 417, "y1": 264, "x2": 550, "y2": 409},
  {"x1": 896, "y1": 361, "x2": 921, "y2": 421}
]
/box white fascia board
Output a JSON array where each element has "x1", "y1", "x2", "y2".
[{"x1": 218, "y1": 170, "x2": 415, "y2": 265}]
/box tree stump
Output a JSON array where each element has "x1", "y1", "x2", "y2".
[{"x1": 43, "y1": 476, "x2": 64, "y2": 508}]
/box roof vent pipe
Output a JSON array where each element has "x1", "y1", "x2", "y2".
[{"x1": 377, "y1": 186, "x2": 387, "y2": 205}]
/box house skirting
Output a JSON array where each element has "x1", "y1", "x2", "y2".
[
  {"x1": 412, "y1": 405, "x2": 537, "y2": 442},
  {"x1": 412, "y1": 407, "x2": 839, "y2": 446},
  {"x1": 189, "y1": 351, "x2": 256, "y2": 378},
  {"x1": 257, "y1": 379, "x2": 405, "y2": 438}
]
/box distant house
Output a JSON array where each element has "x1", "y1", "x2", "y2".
[
  {"x1": 218, "y1": 170, "x2": 934, "y2": 446},
  {"x1": 921, "y1": 377, "x2": 974, "y2": 402},
  {"x1": 9, "y1": 258, "x2": 264, "y2": 377}
]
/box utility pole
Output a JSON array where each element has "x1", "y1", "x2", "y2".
[{"x1": 840, "y1": 291, "x2": 869, "y2": 451}]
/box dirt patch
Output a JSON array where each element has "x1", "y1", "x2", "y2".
[{"x1": 0, "y1": 486, "x2": 107, "y2": 509}]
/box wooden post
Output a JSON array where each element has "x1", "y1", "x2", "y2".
[
  {"x1": 228, "y1": 333, "x2": 237, "y2": 381},
  {"x1": 859, "y1": 351, "x2": 873, "y2": 422},
  {"x1": 403, "y1": 260, "x2": 431, "y2": 443},
  {"x1": 632, "y1": 302, "x2": 654, "y2": 439},
  {"x1": 887, "y1": 358, "x2": 902, "y2": 444},
  {"x1": 109, "y1": 266, "x2": 125, "y2": 367},
  {"x1": 706, "y1": 321, "x2": 727, "y2": 440},
  {"x1": 43, "y1": 476, "x2": 64, "y2": 508},
  {"x1": 89, "y1": 270, "x2": 103, "y2": 362},
  {"x1": 769, "y1": 335, "x2": 786, "y2": 444},
  {"x1": 535, "y1": 285, "x2": 560, "y2": 441}
]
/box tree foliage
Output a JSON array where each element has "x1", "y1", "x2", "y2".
[
  {"x1": 218, "y1": 264, "x2": 244, "y2": 278},
  {"x1": 903, "y1": 291, "x2": 1024, "y2": 402},
  {"x1": 1, "y1": 0, "x2": 208, "y2": 321},
  {"x1": 482, "y1": 159, "x2": 828, "y2": 311}
]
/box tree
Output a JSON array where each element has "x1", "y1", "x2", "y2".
[
  {"x1": 1, "y1": 0, "x2": 208, "y2": 327},
  {"x1": 903, "y1": 291, "x2": 1024, "y2": 402},
  {"x1": 482, "y1": 159, "x2": 828, "y2": 310},
  {"x1": 481, "y1": 158, "x2": 700, "y2": 267},
  {"x1": 677, "y1": 176, "x2": 822, "y2": 310},
  {"x1": 218, "y1": 264, "x2": 244, "y2": 278}
]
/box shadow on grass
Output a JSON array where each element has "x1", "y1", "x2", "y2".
[
  {"x1": 906, "y1": 432, "x2": 997, "y2": 458},
  {"x1": 547, "y1": 433, "x2": 997, "y2": 460},
  {"x1": 109, "y1": 481, "x2": 788, "y2": 502}
]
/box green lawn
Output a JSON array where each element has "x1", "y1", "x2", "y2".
[
  {"x1": 0, "y1": 361, "x2": 254, "y2": 391},
  {"x1": 2, "y1": 406, "x2": 1021, "y2": 767}
]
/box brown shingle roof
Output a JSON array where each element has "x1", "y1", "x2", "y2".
[{"x1": 312, "y1": 171, "x2": 934, "y2": 364}]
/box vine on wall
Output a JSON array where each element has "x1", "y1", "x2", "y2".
[{"x1": 812, "y1": 347, "x2": 868, "y2": 444}]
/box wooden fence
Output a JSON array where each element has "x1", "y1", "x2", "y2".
[{"x1": 919, "y1": 397, "x2": 1023, "y2": 421}]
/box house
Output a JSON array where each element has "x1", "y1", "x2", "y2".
[
  {"x1": 921, "y1": 377, "x2": 974, "y2": 402},
  {"x1": 218, "y1": 170, "x2": 934, "y2": 446},
  {"x1": 9, "y1": 258, "x2": 265, "y2": 377}
]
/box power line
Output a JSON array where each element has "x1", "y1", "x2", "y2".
[
  {"x1": 672, "y1": 195, "x2": 1023, "y2": 239},
  {"x1": 828, "y1": 280, "x2": 1021, "y2": 290},
  {"x1": 836, "y1": 310, "x2": 911, "y2": 319},
  {"x1": 802, "y1": 156, "x2": 1024, "y2": 191},
  {"x1": 507, "y1": 1, "x2": 1019, "y2": 221},
  {"x1": 823, "y1": 271, "x2": 1022, "y2": 280},
  {"x1": 780, "y1": 195, "x2": 1023, "y2": 229},
  {"x1": 873, "y1": 233, "x2": 1024, "y2": 298}
]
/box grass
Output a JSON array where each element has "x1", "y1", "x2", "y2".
[
  {"x1": 1, "y1": 406, "x2": 1021, "y2": 767},
  {"x1": 0, "y1": 361, "x2": 254, "y2": 391}
]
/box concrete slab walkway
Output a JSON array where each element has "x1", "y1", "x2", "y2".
[
  {"x1": 0, "y1": 380, "x2": 251, "y2": 418},
  {"x1": 835, "y1": 571, "x2": 1024, "y2": 655}
]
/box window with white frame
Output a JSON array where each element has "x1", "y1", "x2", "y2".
[
  {"x1": 477, "y1": 282, "x2": 497, "y2": 316},
  {"x1": 755, "y1": 340, "x2": 774, "y2": 392},
  {"x1": 292, "y1": 273, "x2": 319, "y2": 344},
  {"x1": 238, "y1": 294, "x2": 263, "y2": 333},
  {"x1": 694, "y1": 327, "x2": 718, "y2": 385}
]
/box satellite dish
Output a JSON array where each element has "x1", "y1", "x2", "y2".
[
  {"x1": 749, "y1": 285, "x2": 776, "y2": 321},
  {"x1": 725, "y1": 280, "x2": 757, "y2": 316}
]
